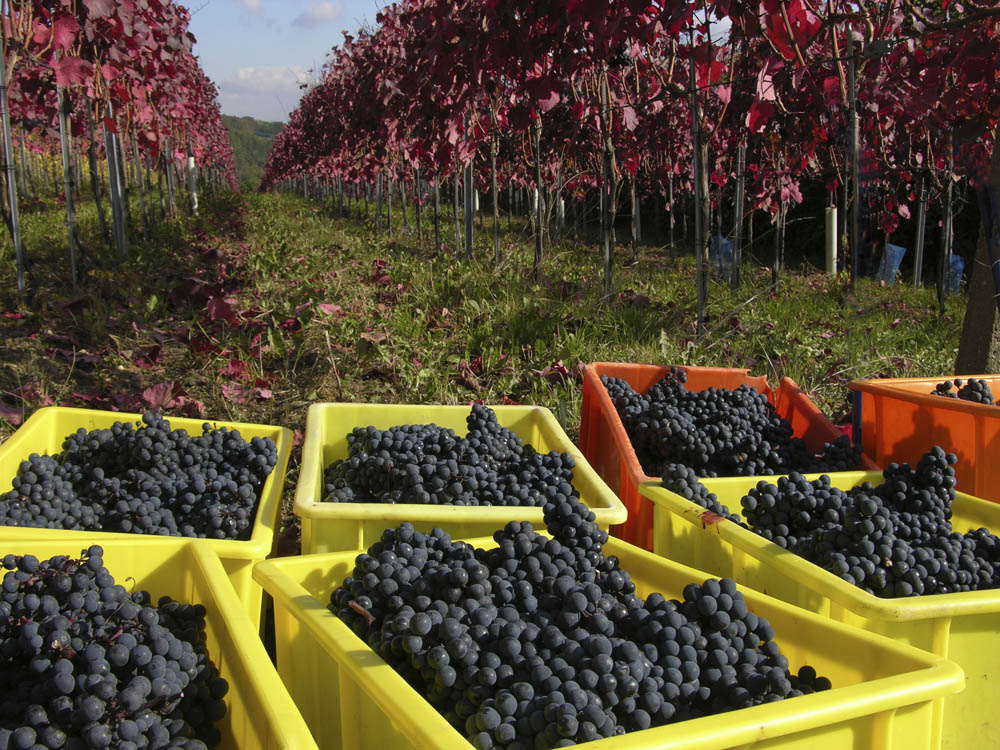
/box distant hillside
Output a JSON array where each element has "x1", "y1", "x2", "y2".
[{"x1": 222, "y1": 114, "x2": 284, "y2": 190}]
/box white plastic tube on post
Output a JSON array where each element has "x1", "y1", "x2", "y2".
[
  {"x1": 825, "y1": 205, "x2": 838, "y2": 274},
  {"x1": 186, "y1": 153, "x2": 198, "y2": 216}
]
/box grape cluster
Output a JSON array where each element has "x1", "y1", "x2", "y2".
[
  {"x1": 0, "y1": 546, "x2": 228, "y2": 750},
  {"x1": 931, "y1": 378, "x2": 995, "y2": 405},
  {"x1": 0, "y1": 413, "x2": 278, "y2": 540},
  {"x1": 602, "y1": 369, "x2": 861, "y2": 478},
  {"x1": 659, "y1": 465, "x2": 744, "y2": 525},
  {"x1": 740, "y1": 447, "x2": 1000, "y2": 597},
  {"x1": 331, "y1": 495, "x2": 829, "y2": 749},
  {"x1": 323, "y1": 405, "x2": 577, "y2": 506}
]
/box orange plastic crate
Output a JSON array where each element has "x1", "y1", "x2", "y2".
[
  {"x1": 850, "y1": 374, "x2": 1000, "y2": 502},
  {"x1": 580, "y1": 363, "x2": 877, "y2": 550}
]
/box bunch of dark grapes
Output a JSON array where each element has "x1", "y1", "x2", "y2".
[
  {"x1": 330, "y1": 494, "x2": 829, "y2": 749},
  {"x1": 0, "y1": 413, "x2": 278, "y2": 540},
  {"x1": 602, "y1": 368, "x2": 861, "y2": 478},
  {"x1": 660, "y1": 465, "x2": 744, "y2": 525},
  {"x1": 931, "y1": 378, "x2": 994, "y2": 405},
  {"x1": 0, "y1": 546, "x2": 228, "y2": 750},
  {"x1": 323, "y1": 405, "x2": 578, "y2": 506},
  {"x1": 740, "y1": 447, "x2": 1000, "y2": 597}
]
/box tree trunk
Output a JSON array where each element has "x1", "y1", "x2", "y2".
[{"x1": 955, "y1": 145, "x2": 1000, "y2": 373}]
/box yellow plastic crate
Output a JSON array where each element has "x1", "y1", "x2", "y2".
[
  {"x1": 253, "y1": 536, "x2": 963, "y2": 750},
  {"x1": 294, "y1": 403, "x2": 627, "y2": 554},
  {"x1": 638, "y1": 474, "x2": 1000, "y2": 750},
  {"x1": 0, "y1": 407, "x2": 292, "y2": 627},
  {"x1": 1, "y1": 539, "x2": 316, "y2": 750}
]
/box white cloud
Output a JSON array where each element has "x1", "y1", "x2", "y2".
[
  {"x1": 219, "y1": 66, "x2": 309, "y2": 121},
  {"x1": 235, "y1": 0, "x2": 261, "y2": 10},
  {"x1": 292, "y1": 1, "x2": 343, "y2": 27}
]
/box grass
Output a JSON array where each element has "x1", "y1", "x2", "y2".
[{"x1": 0, "y1": 187, "x2": 966, "y2": 521}]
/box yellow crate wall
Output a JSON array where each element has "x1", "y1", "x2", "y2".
[
  {"x1": 254, "y1": 537, "x2": 963, "y2": 750},
  {"x1": 295, "y1": 403, "x2": 626, "y2": 554},
  {"x1": 0, "y1": 407, "x2": 292, "y2": 627},
  {"x1": 0, "y1": 539, "x2": 316, "y2": 750},
  {"x1": 640, "y1": 473, "x2": 1000, "y2": 750}
]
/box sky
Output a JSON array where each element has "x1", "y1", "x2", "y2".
[{"x1": 186, "y1": 0, "x2": 383, "y2": 123}]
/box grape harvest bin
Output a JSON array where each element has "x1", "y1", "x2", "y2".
[
  {"x1": 3, "y1": 539, "x2": 316, "y2": 750},
  {"x1": 638, "y1": 474, "x2": 1000, "y2": 750},
  {"x1": 0, "y1": 407, "x2": 293, "y2": 627},
  {"x1": 294, "y1": 403, "x2": 627, "y2": 554},
  {"x1": 253, "y1": 536, "x2": 963, "y2": 750},
  {"x1": 849, "y1": 374, "x2": 1000, "y2": 503},
  {"x1": 579, "y1": 363, "x2": 878, "y2": 550}
]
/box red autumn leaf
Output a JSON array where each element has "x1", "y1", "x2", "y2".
[
  {"x1": 206, "y1": 296, "x2": 239, "y2": 326},
  {"x1": 83, "y1": 0, "x2": 116, "y2": 18},
  {"x1": 51, "y1": 55, "x2": 93, "y2": 87},
  {"x1": 317, "y1": 303, "x2": 344, "y2": 316},
  {"x1": 52, "y1": 15, "x2": 81, "y2": 50},
  {"x1": 133, "y1": 345, "x2": 162, "y2": 369},
  {"x1": 142, "y1": 382, "x2": 180, "y2": 410},
  {"x1": 221, "y1": 359, "x2": 250, "y2": 379}
]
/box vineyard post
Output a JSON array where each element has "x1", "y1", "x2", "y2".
[
  {"x1": 533, "y1": 114, "x2": 544, "y2": 278},
  {"x1": 387, "y1": 176, "x2": 393, "y2": 234},
  {"x1": 507, "y1": 184, "x2": 512, "y2": 232},
  {"x1": 185, "y1": 142, "x2": 198, "y2": 217},
  {"x1": 156, "y1": 153, "x2": 166, "y2": 219},
  {"x1": 104, "y1": 104, "x2": 127, "y2": 256},
  {"x1": 848, "y1": 32, "x2": 860, "y2": 290},
  {"x1": 415, "y1": 168, "x2": 423, "y2": 246},
  {"x1": 937, "y1": 135, "x2": 954, "y2": 318},
  {"x1": 689, "y1": 28, "x2": 706, "y2": 335},
  {"x1": 15, "y1": 136, "x2": 26, "y2": 199},
  {"x1": 600, "y1": 73, "x2": 613, "y2": 299},
  {"x1": 630, "y1": 175, "x2": 639, "y2": 264},
  {"x1": 731, "y1": 143, "x2": 745, "y2": 288},
  {"x1": 464, "y1": 156, "x2": 473, "y2": 260},
  {"x1": 164, "y1": 137, "x2": 177, "y2": 216},
  {"x1": 0, "y1": 40, "x2": 26, "y2": 294},
  {"x1": 400, "y1": 174, "x2": 407, "y2": 228},
  {"x1": 56, "y1": 79, "x2": 79, "y2": 286},
  {"x1": 668, "y1": 172, "x2": 675, "y2": 252},
  {"x1": 453, "y1": 169, "x2": 461, "y2": 257},
  {"x1": 118, "y1": 128, "x2": 131, "y2": 226},
  {"x1": 913, "y1": 177, "x2": 928, "y2": 286},
  {"x1": 17, "y1": 136, "x2": 29, "y2": 199},
  {"x1": 491, "y1": 132, "x2": 500, "y2": 263},
  {"x1": 376, "y1": 172, "x2": 383, "y2": 234},
  {"x1": 433, "y1": 174, "x2": 440, "y2": 249}
]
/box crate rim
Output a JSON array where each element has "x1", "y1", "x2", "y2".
[
  {"x1": 293, "y1": 401, "x2": 627, "y2": 524},
  {"x1": 584, "y1": 364, "x2": 875, "y2": 489},
  {"x1": 849, "y1": 376, "x2": 1000, "y2": 418},
  {"x1": 253, "y1": 536, "x2": 964, "y2": 750},
  {"x1": 638, "y1": 473, "x2": 1000, "y2": 621},
  {"x1": 0, "y1": 406, "x2": 294, "y2": 557}
]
